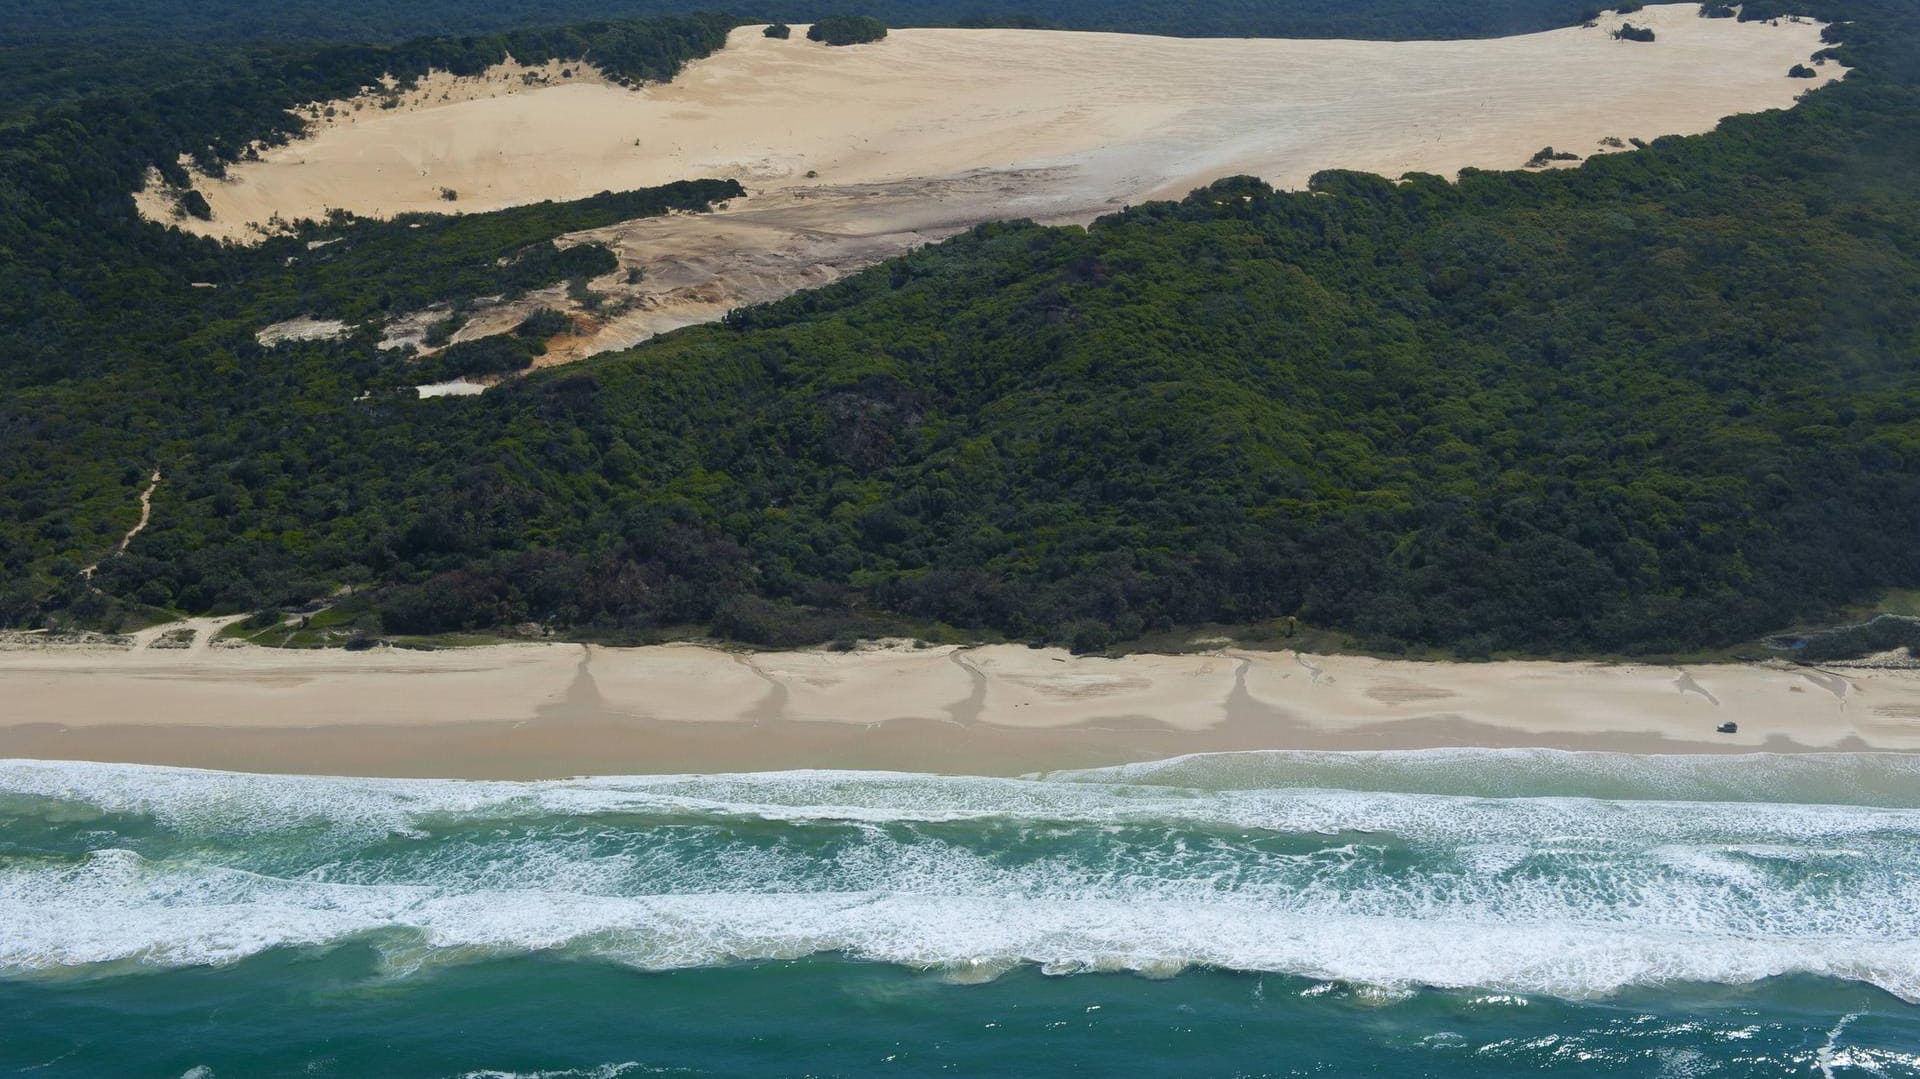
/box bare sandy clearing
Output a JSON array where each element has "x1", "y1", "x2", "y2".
[
  {"x1": 151, "y1": 7, "x2": 1838, "y2": 362},
  {"x1": 256, "y1": 316, "x2": 350, "y2": 346}
]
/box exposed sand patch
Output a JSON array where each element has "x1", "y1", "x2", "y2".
[
  {"x1": 415, "y1": 379, "x2": 488, "y2": 398},
  {"x1": 128, "y1": 614, "x2": 250, "y2": 652},
  {"x1": 376, "y1": 303, "x2": 455, "y2": 352},
  {"x1": 256, "y1": 316, "x2": 350, "y2": 346},
  {"x1": 131, "y1": 167, "x2": 186, "y2": 224},
  {"x1": 144, "y1": 8, "x2": 1839, "y2": 363},
  {"x1": 3, "y1": 639, "x2": 1917, "y2": 777},
  {"x1": 292, "y1": 57, "x2": 617, "y2": 134}
]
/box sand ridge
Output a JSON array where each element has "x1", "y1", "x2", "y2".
[{"x1": 142, "y1": 8, "x2": 1842, "y2": 364}]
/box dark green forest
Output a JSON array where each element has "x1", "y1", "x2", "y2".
[
  {"x1": 2, "y1": 0, "x2": 1917, "y2": 657},
  {"x1": 807, "y1": 15, "x2": 890, "y2": 44}
]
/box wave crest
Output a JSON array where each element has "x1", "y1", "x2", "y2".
[{"x1": 4, "y1": 755, "x2": 1919, "y2": 1001}]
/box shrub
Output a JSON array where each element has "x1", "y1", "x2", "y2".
[
  {"x1": 764, "y1": 22, "x2": 791, "y2": 38},
  {"x1": 180, "y1": 189, "x2": 213, "y2": 220},
  {"x1": 1613, "y1": 22, "x2": 1655, "y2": 41},
  {"x1": 1064, "y1": 618, "x2": 1113, "y2": 655},
  {"x1": 422, "y1": 312, "x2": 463, "y2": 347},
  {"x1": 807, "y1": 15, "x2": 887, "y2": 46},
  {"x1": 515, "y1": 307, "x2": 573, "y2": 341},
  {"x1": 566, "y1": 275, "x2": 601, "y2": 312},
  {"x1": 438, "y1": 335, "x2": 538, "y2": 377},
  {"x1": 711, "y1": 595, "x2": 858, "y2": 647},
  {"x1": 1789, "y1": 63, "x2": 1818, "y2": 77},
  {"x1": 1794, "y1": 616, "x2": 1920, "y2": 663}
]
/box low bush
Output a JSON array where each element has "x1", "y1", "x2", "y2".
[{"x1": 807, "y1": 15, "x2": 887, "y2": 45}]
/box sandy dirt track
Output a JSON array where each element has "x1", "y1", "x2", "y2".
[{"x1": 145, "y1": 6, "x2": 1839, "y2": 361}]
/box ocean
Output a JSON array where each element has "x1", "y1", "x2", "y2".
[{"x1": 2, "y1": 749, "x2": 1917, "y2": 1077}]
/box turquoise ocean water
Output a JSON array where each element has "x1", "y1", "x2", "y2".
[{"x1": 2, "y1": 749, "x2": 1918, "y2": 1077}]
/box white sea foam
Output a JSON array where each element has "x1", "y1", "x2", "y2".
[
  {"x1": 458, "y1": 1066, "x2": 657, "y2": 1079},
  {"x1": 6, "y1": 757, "x2": 1920, "y2": 844},
  {"x1": 3, "y1": 825, "x2": 1917, "y2": 999},
  {"x1": 4, "y1": 756, "x2": 1919, "y2": 1001},
  {"x1": 1042, "y1": 748, "x2": 1920, "y2": 806}
]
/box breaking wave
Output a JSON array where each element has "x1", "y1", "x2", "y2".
[{"x1": 3, "y1": 751, "x2": 1917, "y2": 1002}]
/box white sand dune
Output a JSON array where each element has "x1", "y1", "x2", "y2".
[{"x1": 143, "y1": 7, "x2": 1839, "y2": 363}]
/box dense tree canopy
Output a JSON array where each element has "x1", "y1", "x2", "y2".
[{"x1": 0, "y1": 0, "x2": 1916, "y2": 658}]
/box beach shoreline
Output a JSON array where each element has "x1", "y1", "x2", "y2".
[{"x1": 3, "y1": 637, "x2": 1915, "y2": 778}]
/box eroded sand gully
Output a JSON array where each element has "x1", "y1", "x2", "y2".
[{"x1": 147, "y1": 6, "x2": 1840, "y2": 363}]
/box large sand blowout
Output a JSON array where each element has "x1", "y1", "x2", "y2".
[{"x1": 146, "y1": 6, "x2": 1840, "y2": 361}]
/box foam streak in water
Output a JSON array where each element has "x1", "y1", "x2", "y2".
[{"x1": 3, "y1": 753, "x2": 1918, "y2": 1002}]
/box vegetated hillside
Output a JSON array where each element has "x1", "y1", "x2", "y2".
[
  {"x1": 0, "y1": 12, "x2": 745, "y2": 120},
  {"x1": 0, "y1": 15, "x2": 746, "y2": 625},
  {"x1": 1, "y1": 0, "x2": 1916, "y2": 658},
  {"x1": 0, "y1": 12, "x2": 744, "y2": 381}
]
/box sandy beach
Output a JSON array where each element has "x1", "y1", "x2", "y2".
[
  {"x1": 141, "y1": 7, "x2": 1841, "y2": 365},
  {"x1": 3, "y1": 636, "x2": 1914, "y2": 777}
]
